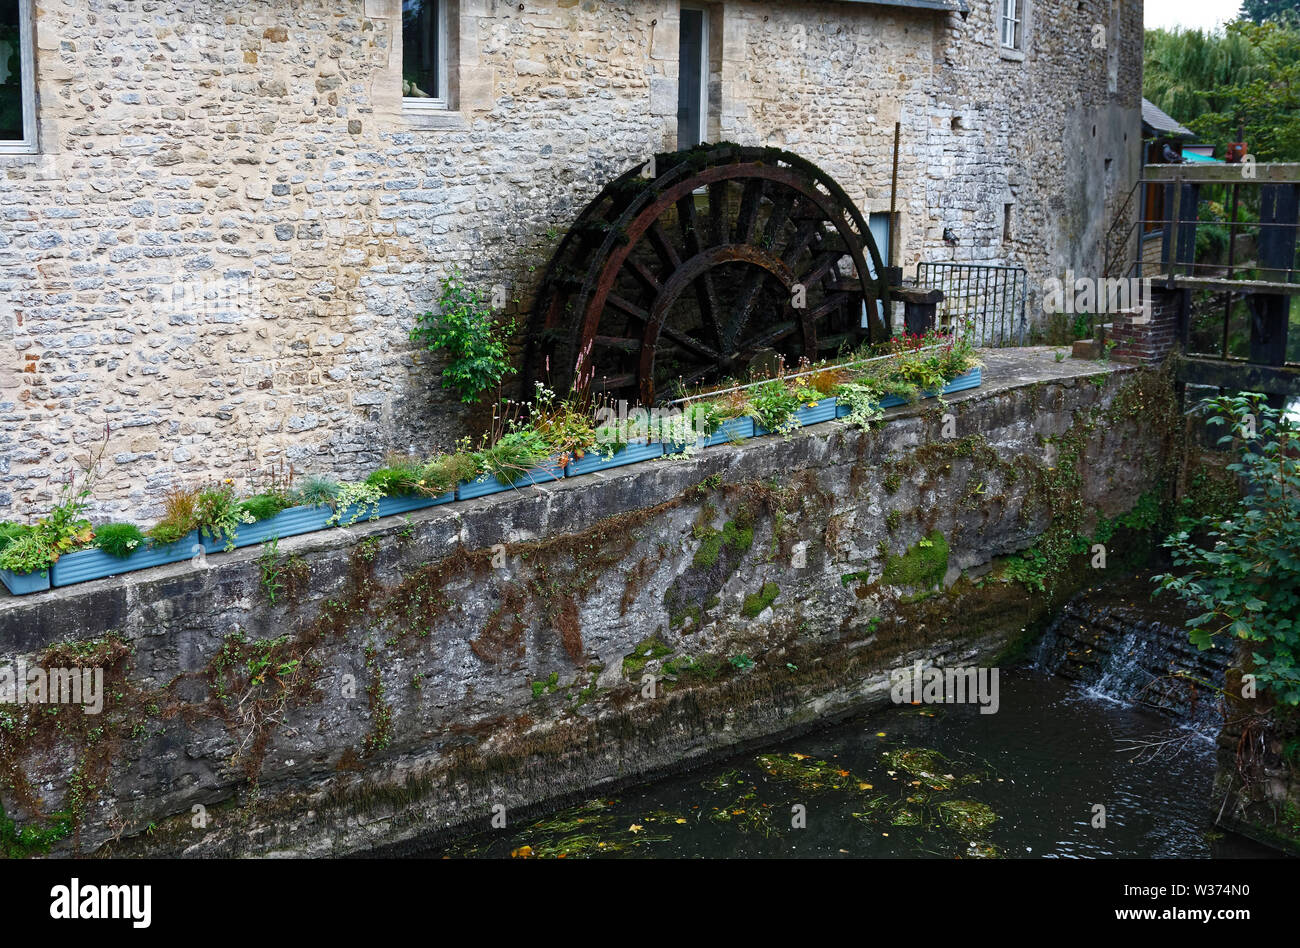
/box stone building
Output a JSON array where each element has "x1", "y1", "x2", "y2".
[{"x1": 0, "y1": 0, "x2": 1142, "y2": 520}]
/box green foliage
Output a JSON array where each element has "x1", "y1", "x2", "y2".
[
  {"x1": 1156, "y1": 394, "x2": 1300, "y2": 704},
  {"x1": 1000, "y1": 546, "x2": 1051, "y2": 594},
  {"x1": 147, "y1": 485, "x2": 201, "y2": 546},
  {"x1": 0, "y1": 533, "x2": 54, "y2": 575},
  {"x1": 196, "y1": 482, "x2": 253, "y2": 552},
  {"x1": 365, "y1": 460, "x2": 424, "y2": 497},
  {"x1": 239, "y1": 492, "x2": 294, "y2": 523},
  {"x1": 1239, "y1": 0, "x2": 1300, "y2": 25},
  {"x1": 475, "y1": 429, "x2": 552, "y2": 484},
  {"x1": 94, "y1": 523, "x2": 145, "y2": 558},
  {"x1": 327, "y1": 481, "x2": 386, "y2": 527},
  {"x1": 295, "y1": 477, "x2": 340, "y2": 508},
  {"x1": 745, "y1": 379, "x2": 804, "y2": 434},
  {"x1": 0, "y1": 522, "x2": 31, "y2": 552},
  {"x1": 881, "y1": 531, "x2": 950, "y2": 591},
  {"x1": 410, "y1": 270, "x2": 517, "y2": 404},
  {"x1": 419, "y1": 450, "x2": 479, "y2": 494},
  {"x1": 0, "y1": 801, "x2": 73, "y2": 858},
  {"x1": 1145, "y1": 21, "x2": 1300, "y2": 161},
  {"x1": 258, "y1": 538, "x2": 284, "y2": 605},
  {"x1": 741, "y1": 582, "x2": 780, "y2": 618}
]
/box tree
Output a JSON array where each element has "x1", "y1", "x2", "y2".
[
  {"x1": 1238, "y1": 0, "x2": 1300, "y2": 24},
  {"x1": 1145, "y1": 21, "x2": 1300, "y2": 161}
]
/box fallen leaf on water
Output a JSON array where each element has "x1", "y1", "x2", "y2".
[
  {"x1": 858, "y1": 782, "x2": 873, "y2": 790},
  {"x1": 629, "y1": 824, "x2": 643, "y2": 833},
  {"x1": 511, "y1": 845, "x2": 533, "y2": 859},
  {"x1": 675, "y1": 818, "x2": 687, "y2": 824}
]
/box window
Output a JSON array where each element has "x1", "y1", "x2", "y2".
[
  {"x1": 1000, "y1": 0, "x2": 1023, "y2": 51},
  {"x1": 403, "y1": 0, "x2": 447, "y2": 110},
  {"x1": 676, "y1": 7, "x2": 708, "y2": 151},
  {"x1": 0, "y1": 0, "x2": 36, "y2": 153}
]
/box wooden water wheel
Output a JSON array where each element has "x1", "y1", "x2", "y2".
[{"x1": 525, "y1": 143, "x2": 891, "y2": 405}]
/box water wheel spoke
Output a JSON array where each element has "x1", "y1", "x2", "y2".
[
  {"x1": 647, "y1": 220, "x2": 682, "y2": 270},
  {"x1": 708, "y1": 181, "x2": 729, "y2": 246},
  {"x1": 737, "y1": 320, "x2": 798, "y2": 352},
  {"x1": 676, "y1": 194, "x2": 726, "y2": 348},
  {"x1": 627, "y1": 257, "x2": 663, "y2": 295},
  {"x1": 593, "y1": 335, "x2": 642, "y2": 353},
  {"x1": 735, "y1": 178, "x2": 766, "y2": 243},
  {"x1": 592, "y1": 372, "x2": 637, "y2": 392}
]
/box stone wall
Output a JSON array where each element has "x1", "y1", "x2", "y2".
[
  {"x1": 0, "y1": 352, "x2": 1176, "y2": 856},
  {"x1": 0, "y1": 0, "x2": 1142, "y2": 521}
]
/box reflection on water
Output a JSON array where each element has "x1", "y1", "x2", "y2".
[{"x1": 430, "y1": 671, "x2": 1279, "y2": 859}]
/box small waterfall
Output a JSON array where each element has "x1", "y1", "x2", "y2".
[{"x1": 1034, "y1": 580, "x2": 1230, "y2": 724}]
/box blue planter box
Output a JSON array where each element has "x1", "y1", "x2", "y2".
[
  {"x1": 458, "y1": 462, "x2": 565, "y2": 500},
  {"x1": 59, "y1": 530, "x2": 204, "y2": 582},
  {"x1": 699, "y1": 416, "x2": 756, "y2": 448},
  {"x1": 794, "y1": 397, "x2": 839, "y2": 427},
  {"x1": 229, "y1": 505, "x2": 334, "y2": 548},
  {"x1": 835, "y1": 366, "x2": 983, "y2": 417},
  {"x1": 330, "y1": 491, "x2": 454, "y2": 527},
  {"x1": 52, "y1": 547, "x2": 134, "y2": 587},
  {"x1": 566, "y1": 441, "x2": 664, "y2": 477},
  {"x1": 1, "y1": 566, "x2": 51, "y2": 595}
]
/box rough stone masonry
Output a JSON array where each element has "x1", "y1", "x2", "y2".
[
  {"x1": 0, "y1": 351, "x2": 1174, "y2": 856},
  {"x1": 0, "y1": 0, "x2": 1142, "y2": 522}
]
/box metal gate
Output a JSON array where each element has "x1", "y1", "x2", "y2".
[{"x1": 915, "y1": 262, "x2": 1028, "y2": 347}]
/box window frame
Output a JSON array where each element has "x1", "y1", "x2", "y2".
[
  {"x1": 0, "y1": 0, "x2": 38, "y2": 155},
  {"x1": 401, "y1": 0, "x2": 449, "y2": 114},
  {"x1": 677, "y1": 4, "x2": 709, "y2": 151},
  {"x1": 1000, "y1": 0, "x2": 1024, "y2": 53}
]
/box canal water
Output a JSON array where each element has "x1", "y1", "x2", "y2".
[{"x1": 432, "y1": 669, "x2": 1277, "y2": 859}]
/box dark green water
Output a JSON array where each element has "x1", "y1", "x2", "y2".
[{"x1": 433, "y1": 670, "x2": 1278, "y2": 859}]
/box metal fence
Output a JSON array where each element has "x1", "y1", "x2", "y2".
[{"x1": 915, "y1": 262, "x2": 1029, "y2": 347}]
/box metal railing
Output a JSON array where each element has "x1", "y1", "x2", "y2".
[{"x1": 914, "y1": 262, "x2": 1029, "y2": 347}]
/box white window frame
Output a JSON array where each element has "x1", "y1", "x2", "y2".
[
  {"x1": 1000, "y1": 0, "x2": 1024, "y2": 52},
  {"x1": 0, "y1": 0, "x2": 37, "y2": 154},
  {"x1": 678, "y1": 5, "x2": 709, "y2": 150},
  {"x1": 401, "y1": 0, "x2": 448, "y2": 113}
]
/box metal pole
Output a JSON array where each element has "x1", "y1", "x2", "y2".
[{"x1": 889, "y1": 121, "x2": 901, "y2": 271}]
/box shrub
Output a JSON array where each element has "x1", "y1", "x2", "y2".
[
  {"x1": 327, "y1": 481, "x2": 386, "y2": 527},
  {"x1": 1156, "y1": 394, "x2": 1300, "y2": 705},
  {"x1": 410, "y1": 271, "x2": 517, "y2": 404},
  {"x1": 95, "y1": 523, "x2": 146, "y2": 558},
  {"x1": 147, "y1": 486, "x2": 201, "y2": 546}
]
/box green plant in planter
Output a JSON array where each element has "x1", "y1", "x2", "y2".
[
  {"x1": 147, "y1": 485, "x2": 201, "y2": 546},
  {"x1": 475, "y1": 429, "x2": 553, "y2": 485},
  {"x1": 832, "y1": 381, "x2": 885, "y2": 430},
  {"x1": 746, "y1": 379, "x2": 803, "y2": 435},
  {"x1": 0, "y1": 533, "x2": 55, "y2": 576},
  {"x1": 94, "y1": 523, "x2": 146, "y2": 558},
  {"x1": 418, "y1": 450, "x2": 478, "y2": 495},
  {"x1": 0, "y1": 522, "x2": 31, "y2": 553},
  {"x1": 327, "y1": 481, "x2": 387, "y2": 527},
  {"x1": 197, "y1": 482, "x2": 254, "y2": 552},
  {"x1": 365, "y1": 459, "x2": 425, "y2": 497},
  {"x1": 410, "y1": 270, "x2": 517, "y2": 404},
  {"x1": 297, "y1": 477, "x2": 341, "y2": 508},
  {"x1": 240, "y1": 492, "x2": 294, "y2": 523}
]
